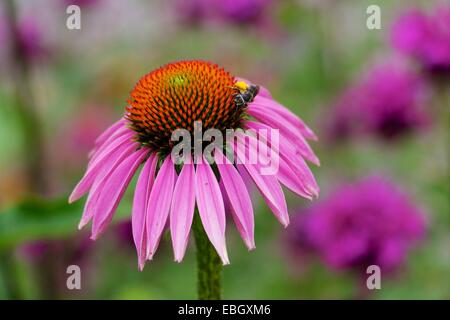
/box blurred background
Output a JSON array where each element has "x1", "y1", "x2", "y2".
[{"x1": 0, "y1": 0, "x2": 448, "y2": 299}]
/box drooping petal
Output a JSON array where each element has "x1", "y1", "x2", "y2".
[
  {"x1": 277, "y1": 157, "x2": 313, "y2": 200},
  {"x1": 247, "y1": 104, "x2": 320, "y2": 165},
  {"x1": 91, "y1": 148, "x2": 147, "y2": 239},
  {"x1": 132, "y1": 153, "x2": 158, "y2": 270},
  {"x1": 251, "y1": 96, "x2": 318, "y2": 140},
  {"x1": 78, "y1": 179, "x2": 105, "y2": 230},
  {"x1": 170, "y1": 157, "x2": 196, "y2": 262},
  {"x1": 69, "y1": 132, "x2": 135, "y2": 203},
  {"x1": 233, "y1": 134, "x2": 289, "y2": 227},
  {"x1": 89, "y1": 127, "x2": 132, "y2": 165},
  {"x1": 215, "y1": 150, "x2": 255, "y2": 250},
  {"x1": 94, "y1": 118, "x2": 126, "y2": 147},
  {"x1": 77, "y1": 142, "x2": 139, "y2": 229},
  {"x1": 245, "y1": 121, "x2": 319, "y2": 198},
  {"x1": 146, "y1": 156, "x2": 176, "y2": 260},
  {"x1": 195, "y1": 158, "x2": 230, "y2": 264}
]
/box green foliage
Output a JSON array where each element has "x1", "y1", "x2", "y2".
[{"x1": 0, "y1": 197, "x2": 129, "y2": 250}]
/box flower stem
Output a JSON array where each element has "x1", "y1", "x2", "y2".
[{"x1": 193, "y1": 212, "x2": 222, "y2": 300}]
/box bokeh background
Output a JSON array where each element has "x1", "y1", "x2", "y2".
[{"x1": 0, "y1": 0, "x2": 448, "y2": 299}]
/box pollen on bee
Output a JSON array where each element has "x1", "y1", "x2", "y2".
[{"x1": 234, "y1": 81, "x2": 249, "y2": 92}]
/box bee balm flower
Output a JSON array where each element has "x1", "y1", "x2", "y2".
[
  {"x1": 289, "y1": 176, "x2": 426, "y2": 274},
  {"x1": 391, "y1": 6, "x2": 450, "y2": 75},
  {"x1": 69, "y1": 60, "x2": 319, "y2": 270}
]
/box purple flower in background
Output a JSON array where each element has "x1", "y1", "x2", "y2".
[
  {"x1": 289, "y1": 176, "x2": 426, "y2": 274},
  {"x1": 327, "y1": 63, "x2": 429, "y2": 141},
  {"x1": 18, "y1": 234, "x2": 94, "y2": 264},
  {"x1": 18, "y1": 240, "x2": 51, "y2": 261},
  {"x1": 175, "y1": 0, "x2": 273, "y2": 28},
  {"x1": 391, "y1": 5, "x2": 450, "y2": 75},
  {"x1": 217, "y1": 0, "x2": 272, "y2": 25},
  {"x1": 115, "y1": 220, "x2": 134, "y2": 248},
  {"x1": 16, "y1": 16, "x2": 47, "y2": 61},
  {"x1": 175, "y1": 0, "x2": 210, "y2": 25}
]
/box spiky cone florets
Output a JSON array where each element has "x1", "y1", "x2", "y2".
[{"x1": 126, "y1": 60, "x2": 246, "y2": 154}]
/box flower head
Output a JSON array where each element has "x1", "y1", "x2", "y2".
[
  {"x1": 391, "y1": 5, "x2": 450, "y2": 75},
  {"x1": 289, "y1": 176, "x2": 426, "y2": 274},
  {"x1": 70, "y1": 60, "x2": 319, "y2": 270},
  {"x1": 327, "y1": 63, "x2": 429, "y2": 142}
]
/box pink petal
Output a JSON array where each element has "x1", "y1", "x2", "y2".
[
  {"x1": 251, "y1": 96, "x2": 318, "y2": 140},
  {"x1": 89, "y1": 125, "x2": 132, "y2": 165},
  {"x1": 233, "y1": 135, "x2": 289, "y2": 227},
  {"x1": 69, "y1": 132, "x2": 135, "y2": 203},
  {"x1": 94, "y1": 118, "x2": 126, "y2": 147},
  {"x1": 277, "y1": 157, "x2": 314, "y2": 199},
  {"x1": 245, "y1": 121, "x2": 319, "y2": 198},
  {"x1": 91, "y1": 148, "x2": 147, "y2": 239},
  {"x1": 132, "y1": 153, "x2": 158, "y2": 270},
  {"x1": 170, "y1": 157, "x2": 196, "y2": 262},
  {"x1": 77, "y1": 142, "x2": 140, "y2": 229},
  {"x1": 195, "y1": 158, "x2": 230, "y2": 264},
  {"x1": 146, "y1": 156, "x2": 176, "y2": 260},
  {"x1": 215, "y1": 150, "x2": 255, "y2": 250},
  {"x1": 247, "y1": 104, "x2": 320, "y2": 165}
]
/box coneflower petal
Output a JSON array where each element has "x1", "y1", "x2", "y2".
[
  {"x1": 195, "y1": 158, "x2": 230, "y2": 265},
  {"x1": 132, "y1": 153, "x2": 158, "y2": 270},
  {"x1": 94, "y1": 118, "x2": 126, "y2": 147},
  {"x1": 170, "y1": 156, "x2": 196, "y2": 263},
  {"x1": 89, "y1": 126, "x2": 132, "y2": 165},
  {"x1": 215, "y1": 150, "x2": 255, "y2": 250},
  {"x1": 69, "y1": 132, "x2": 135, "y2": 203},
  {"x1": 277, "y1": 158, "x2": 314, "y2": 200},
  {"x1": 233, "y1": 135, "x2": 289, "y2": 227},
  {"x1": 91, "y1": 148, "x2": 147, "y2": 239},
  {"x1": 245, "y1": 121, "x2": 318, "y2": 198},
  {"x1": 79, "y1": 141, "x2": 142, "y2": 230},
  {"x1": 247, "y1": 104, "x2": 320, "y2": 165},
  {"x1": 146, "y1": 156, "x2": 176, "y2": 260},
  {"x1": 251, "y1": 96, "x2": 318, "y2": 141}
]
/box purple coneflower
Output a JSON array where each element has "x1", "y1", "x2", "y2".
[
  {"x1": 391, "y1": 5, "x2": 450, "y2": 75},
  {"x1": 327, "y1": 63, "x2": 429, "y2": 141},
  {"x1": 69, "y1": 60, "x2": 319, "y2": 271},
  {"x1": 289, "y1": 176, "x2": 426, "y2": 274}
]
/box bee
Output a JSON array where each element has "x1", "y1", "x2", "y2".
[{"x1": 231, "y1": 81, "x2": 260, "y2": 109}]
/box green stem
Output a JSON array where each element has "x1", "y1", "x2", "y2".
[
  {"x1": 193, "y1": 212, "x2": 222, "y2": 300},
  {"x1": 0, "y1": 250, "x2": 24, "y2": 299}
]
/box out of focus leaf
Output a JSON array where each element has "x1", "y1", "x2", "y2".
[{"x1": 0, "y1": 197, "x2": 129, "y2": 249}]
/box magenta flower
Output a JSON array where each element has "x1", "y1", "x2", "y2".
[
  {"x1": 69, "y1": 60, "x2": 319, "y2": 270},
  {"x1": 391, "y1": 5, "x2": 450, "y2": 74},
  {"x1": 289, "y1": 176, "x2": 426, "y2": 273},
  {"x1": 16, "y1": 16, "x2": 46, "y2": 61},
  {"x1": 217, "y1": 0, "x2": 272, "y2": 25},
  {"x1": 175, "y1": 0, "x2": 273, "y2": 27},
  {"x1": 327, "y1": 63, "x2": 429, "y2": 141},
  {"x1": 175, "y1": 0, "x2": 210, "y2": 25}
]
